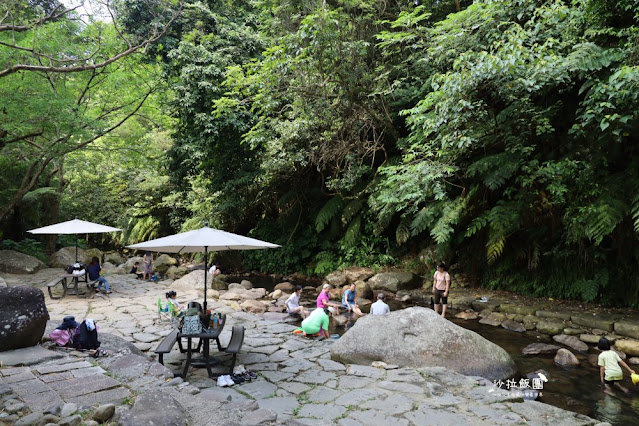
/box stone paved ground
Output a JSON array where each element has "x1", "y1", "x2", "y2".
[{"x1": 0, "y1": 270, "x2": 607, "y2": 425}]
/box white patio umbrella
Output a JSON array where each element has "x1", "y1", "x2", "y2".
[
  {"x1": 126, "y1": 224, "x2": 280, "y2": 309},
  {"x1": 28, "y1": 219, "x2": 122, "y2": 262}
]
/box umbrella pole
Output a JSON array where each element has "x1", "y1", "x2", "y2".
[
  {"x1": 203, "y1": 246, "x2": 208, "y2": 311},
  {"x1": 75, "y1": 235, "x2": 78, "y2": 262}
]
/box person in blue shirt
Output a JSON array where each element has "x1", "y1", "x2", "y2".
[
  {"x1": 87, "y1": 257, "x2": 111, "y2": 293},
  {"x1": 342, "y1": 283, "x2": 363, "y2": 315}
]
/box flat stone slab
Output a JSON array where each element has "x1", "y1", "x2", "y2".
[
  {"x1": 19, "y1": 390, "x2": 64, "y2": 411},
  {"x1": 9, "y1": 379, "x2": 52, "y2": 396},
  {"x1": 259, "y1": 371, "x2": 296, "y2": 382},
  {"x1": 0, "y1": 346, "x2": 65, "y2": 366},
  {"x1": 360, "y1": 393, "x2": 415, "y2": 415},
  {"x1": 48, "y1": 374, "x2": 122, "y2": 398},
  {"x1": 292, "y1": 370, "x2": 337, "y2": 385},
  {"x1": 39, "y1": 372, "x2": 73, "y2": 383},
  {"x1": 256, "y1": 396, "x2": 298, "y2": 419},
  {"x1": 66, "y1": 386, "x2": 132, "y2": 406},
  {"x1": 376, "y1": 380, "x2": 425, "y2": 394},
  {"x1": 346, "y1": 364, "x2": 385, "y2": 379},
  {"x1": 349, "y1": 410, "x2": 410, "y2": 426},
  {"x1": 278, "y1": 382, "x2": 311, "y2": 395},
  {"x1": 36, "y1": 361, "x2": 93, "y2": 374},
  {"x1": 297, "y1": 403, "x2": 346, "y2": 420},
  {"x1": 236, "y1": 381, "x2": 277, "y2": 399},
  {"x1": 132, "y1": 333, "x2": 160, "y2": 343},
  {"x1": 318, "y1": 359, "x2": 346, "y2": 372},
  {"x1": 71, "y1": 367, "x2": 106, "y2": 378},
  {"x1": 386, "y1": 368, "x2": 425, "y2": 383},
  {"x1": 306, "y1": 386, "x2": 342, "y2": 404},
  {"x1": 334, "y1": 388, "x2": 385, "y2": 406}
]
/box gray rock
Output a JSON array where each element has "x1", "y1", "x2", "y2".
[
  {"x1": 501, "y1": 320, "x2": 526, "y2": 332},
  {"x1": 318, "y1": 358, "x2": 346, "y2": 372},
  {"x1": 0, "y1": 286, "x2": 49, "y2": 351},
  {"x1": 522, "y1": 343, "x2": 561, "y2": 356},
  {"x1": 306, "y1": 386, "x2": 342, "y2": 404},
  {"x1": 58, "y1": 414, "x2": 82, "y2": 426},
  {"x1": 14, "y1": 412, "x2": 44, "y2": 426},
  {"x1": 553, "y1": 334, "x2": 589, "y2": 353},
  {"x1": 48, "y1": 247, "x2": 87, "y2": 268},
  {"x1": 554, "y1": 348, "x2": 580, "y2": 367},
  {"x1": 241, "y1": 408, "x2": 277, "y2": 425},
  {"x1": 0, "y1": 345, "x2": 64, "y2": 366},
  {"x1": 297, "y1": 403, "x2": 346, "y2": 420},
  {"x1": 256, "y1": 397, "x2": 298, "y2": 419},
  {"x1": 240, "y1": 279, "x2": 253, "y2": 290},
  {"x1": 237, "y1": 381, "x2": 277, "y2": 399},
  {"x1": 330, "y1": 307, "x2": 516, "y2": 381},
  {"x1": 92, "y1": 403, "x2": 116, "y2": 423},
  {"x1": 103, "y1": 354, "x2": 151, "y2": 379},
  {"x1": 36, "y1": 414, "x2": 60, "y2": 425},
  {"x1": 84, "y1": 421, "x2": 100, "y2": 426},
  {"x1": 60, "y1": 402, "x2": 78, "y2": 417},
  {"x1": 0, "y1": 250, "x2": 46, "y2": 273},
  {"x1": 153, "y1": 254, "x2": 178, "y2": 277},
  {"x1": 97, "y1": 332, "x2": 145, "y2": 356},
  {"x1": 119, "y1": 391, "x2": 184, "y2": 426},
  {"x1": 367, "y1": 272, "x2": 419, "y2": 292}
]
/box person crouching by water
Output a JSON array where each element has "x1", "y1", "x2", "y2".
[
  {"x1": 129, "y1": 261, "x2": 144, "y2": 279},
  {"x1": 432, "y1": 262, "x2": 450, "y2": 318},
  {"x1": 286, "y1": 285, "x2": 308, "y2": 318},
  {"x1": 370, "y1": 293, "x2": 390, "y2": 315},
  {"x1": 300, "y1": 307, "x2": 334, "y2": 339},
  {"x1": 317, "y1": 283, "x2": 340, "y2": 315},
  {"x1": 598, "y1": 337, "x2": 635, "y2": 395},
  {"x1": 88, "y1": 257, "x2": 111, "y2": 294}
]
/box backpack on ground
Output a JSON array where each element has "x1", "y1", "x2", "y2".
[{"x1": 73, "y1": 320, "x2": 100, "y2": 350}]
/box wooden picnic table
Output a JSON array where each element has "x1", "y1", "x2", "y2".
[{"x1": 46, "y1": 272, "x2": 89, "y2": 299}]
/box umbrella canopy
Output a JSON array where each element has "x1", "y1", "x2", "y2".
[
  {"x1": 28, "y1": 219, "x2": 121, "y2": 262},
  {"x1": 126, "y1": 225, "x2": 280, "y2": 309}
]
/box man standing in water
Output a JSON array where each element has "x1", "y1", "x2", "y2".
[{"x1": 432, "y1": 262, "x2": 451, "y2": 318}]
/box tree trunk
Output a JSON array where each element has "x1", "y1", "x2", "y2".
[{"x1": 455, "y1": 0, "x2": 461, "y2": 12}]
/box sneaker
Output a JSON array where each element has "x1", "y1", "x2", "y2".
[
  {"x1": 105, "y1": 290, "x2": 112, "y2": 294},
  {"x1": 242, "y1": 371, "x2": 253, "y2": 382},
  {"x1": 231, "y1": 374, "x2": 245, "y2": 384},
  {"x1": 246, "y1": 370, "x2": 257, "y2": 380},
  {"x1": 217, "y1": 376, "x2": 228, "y2": 387},
  {"x1": 223, "y1": 375, "x2": 234, "y2": 386},
  {"x1": 233, "y1": 364, "x2": 247, "y2": 374}
]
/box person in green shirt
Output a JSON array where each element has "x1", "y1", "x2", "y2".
[
  {"x1": 598, "y1": 337, "x2": 635, "y2": 395},
  {"x1": 300, "y1": 307, "x2": 334, "y2": 338}
]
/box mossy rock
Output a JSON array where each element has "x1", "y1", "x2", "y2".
[
  {"x1": 536, "y1": 319, "x2": 566, "y2": 335},
  {"x1": 570, "y1": 313, "x2": 618, "y2": 333},
  {"x1": 499, "y1": 304, "x2": 537, "y2": 316}
]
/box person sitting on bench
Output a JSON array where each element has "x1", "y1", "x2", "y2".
[{"x1": 88, "y1": 257, "x2": 111, "y2": 294}]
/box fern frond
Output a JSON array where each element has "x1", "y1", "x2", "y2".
[
  {"x1": 486, "y1": 235, "x2": 505, "y2": 265},
  {"x1": 344, "y1": 215, "x2": 362, "y2": 245},
  {"x1": 396, "y1": 216, "x2": 411, "y2": 245},
  {"x1": 583, "y1": 197, "x2": 626, "y2": 245},
  {"x1": 316, "y1": 196, "x2": 344, "y2": 232},
  {"x1": 565, "y1": 43, "x2": 624, "y2": 73},
  {"x1": 22, "y1": 187, "x2": 58, "y2": 202},
  {"x1": 410, "y1": 207, "x2": 436, "y2": 236},
  {"x1": 632, "y1": 193, "x2": 639, "y2": 233},
  {"x1": 465, "y1": 214, "x2": 488, "y2": 237},
  {"x1": 430, "y1": 197, "x2": 467, "y2": 244},
  {"x1": 342, "y1": 199, "x2": 364, "y2": 223}
]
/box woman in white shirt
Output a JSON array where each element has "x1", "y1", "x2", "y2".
[{"x1": 285, "y1": 285, "x2": 308, "y2": 318}]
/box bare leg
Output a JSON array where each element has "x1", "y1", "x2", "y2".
[
  {"x1": 603, "y1": 384, "x2": 616, "y2": 396},
  {"x1": 434, "y1": 304, "x2": 440, "y2": 314},
  {"x1": 441, "y1": 304, "x2": 447, "y2": 318},
  {"x1": 614, "y1": 383, "x2": 630, "y2": 393}
]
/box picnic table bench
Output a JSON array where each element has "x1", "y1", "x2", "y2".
[
  {"x1": 46, "y1": 272, "x2": 93, "y2": 299},
  {"x1": 155, "y1": 328, "x2": 180, "y2": 365}
]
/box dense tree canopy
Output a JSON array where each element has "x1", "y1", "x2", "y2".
[{"x1": 3, "y1": 0, "x2": 639, "y2": 306}]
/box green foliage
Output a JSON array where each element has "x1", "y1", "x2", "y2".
[{"x1": 1, "y1": 239, "x2": 46, "y2": 261}]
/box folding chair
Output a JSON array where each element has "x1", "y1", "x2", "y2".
[{"x1": 157, "y1": 298, "x2": 178, "y2": 322}]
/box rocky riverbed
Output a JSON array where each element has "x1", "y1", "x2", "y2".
[{"x1": 0, "y1": 268, "x2": 611, "y2": 425}]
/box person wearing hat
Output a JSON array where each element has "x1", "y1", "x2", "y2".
[
  {"x1": 317, "y1": 283, "x2": 340, "y2": 315},
  {"x1": 49, "y1": 316, "x2": 79, "y2": 346},
  {"x1": 370, "y1": 293, "x2": 391, "y2": 316},
  {"x1": 300, "y1": 307, "x2": 333, "y2": 339},
  {"x1": 143, "y1": 251, "x2": 153, "y2": 281}
]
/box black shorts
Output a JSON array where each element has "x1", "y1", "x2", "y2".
[
  {"x1": 433, "y1": 289, "x2": 448, "y2": 305},
  {"x1": 604, "y1": 378, "x2": 621, "y2": 386}
]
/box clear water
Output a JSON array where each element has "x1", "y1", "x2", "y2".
[{"x1": 228, "y1": 274, "x2": 639, "y2": 424}]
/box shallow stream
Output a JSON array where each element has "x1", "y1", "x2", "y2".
[{"x1": 227, "y1": 275, "x2": 639, "y2": 424}]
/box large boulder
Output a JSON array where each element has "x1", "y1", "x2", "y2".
[
  {"x1": 367, "y1": 272, "x2": 419, "y2": 292},
  {"x1": 48, "y1": 247, "x2": 87, "y2": 268},
  {"x1": 240, "y1": 300, "x2": 269, "y2": 314},
  {"x1": 0, "y1": 250, "x2": 46, "y2": 274},
  {"x1": 103, "y1": 251, "x2": 125, "y2": 266},
  {"x1": 154, "y1": 254, "x2": 178, "y2": 277},
  {"x1": 274, "y1": 282, "x2": 295, "y2": 292},
  {"x1": 0, "y1": 286, "x2": 49, "y2": 351},
  {"x1": 554, "y1": 348, "x2": 579, "y2": 367},
  {"x1": 615, "y1": 339, "x2": 639, "y2": 357},
  {"x1": 123, "y1": 256, "x2": 143, "y2": 270},
  {"x1": 166, "y1": 265, "x2": 189, "y2": 280},
  {"x1": 330, "y1": 307, "x2": 516, "y2": 380},
  {"x1": 354, "y1": 280, "x2": 373, "y2": 300},
  {"x1": 172, "y1": 270, "x2": 206, "y2": 290},
  {"x1": 325, "y1": 267, "x2": 375, "y2": 287},
  {"x1": 83, "y1": 248, "x2": 102, "y2": 264}
]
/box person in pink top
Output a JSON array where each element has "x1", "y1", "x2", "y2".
[
  {"x1": 432, "y1": 262, "x2": 451, "y2": 318},
  {"x1": 317, "y1": 283, "x2": 340, "y2": 315}
]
